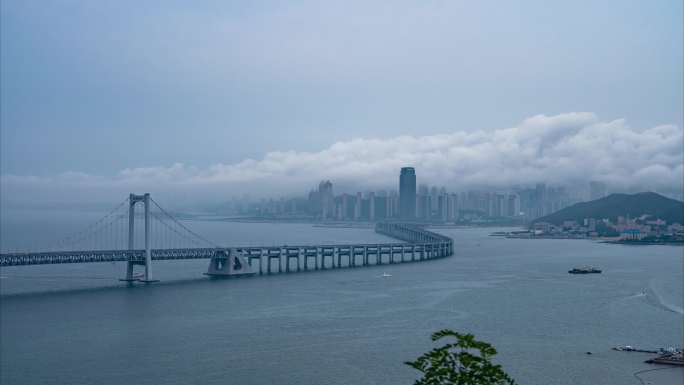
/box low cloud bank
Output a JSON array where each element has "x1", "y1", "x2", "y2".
[{"x1": 2, "y1": 113, "x2": 682, "y2": 208}]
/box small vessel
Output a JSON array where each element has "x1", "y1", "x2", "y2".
[
  {"x1": 613, "y1": 345, "x2": 659, "y2": 353},
  {"x1": 568, "y1": 266, "x2": 602, "y2": 274},
  {"x1": 381, "y1": 272, "x2": 392, "y2": 277},
  {"x1": 613, "y1": 345, "x2": 636, "y2": 352}
]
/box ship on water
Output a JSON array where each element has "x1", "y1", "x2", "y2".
[{"x1": 568, "y1": 266, "x2": 602, "y2": 274}]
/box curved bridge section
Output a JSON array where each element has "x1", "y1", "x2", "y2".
[{"x1": 209, "y1": 223, "x2": 453, "y2": 277}]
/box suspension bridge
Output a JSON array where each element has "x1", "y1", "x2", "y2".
[{"x1": 0, "y1": 194, "x2": 454, "y2": 283}]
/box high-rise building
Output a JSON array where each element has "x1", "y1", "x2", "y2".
[
  {"x1": 368, "y1": 192, "x2": 376, "y2": 221},
  {"x1": 318, "y1": 180, "x2": 334, "y2": 220},
  {"x1": 438, "y1": 193, "x2": 448, "y2": 222},
  {"x1": 354, "y1": 192, "x2": 362, "y2": 220},
  {"x1": 388, "y1": 191, "x2": 399, "y2": 218},
  {"x1": 507, "y1": 193, "x2": 520, "y2": 217},
  {"x1": 415, "y1": 184, "x2": 428, "y2": 220},
  {"x1": 430, "y1": 186, "x2": 439, "y2": 213},
  {"x1": 447, "y1": 193, "x2": 459, "y2": 221},
  {"x1": 399, "y1": 167, "x2": 417, "y2": 219}
]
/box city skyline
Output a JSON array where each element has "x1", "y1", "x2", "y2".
[{"x1": 221, "y1": 167, "x2": 611, "y2": 223}]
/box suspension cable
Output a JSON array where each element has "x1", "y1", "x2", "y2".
[
  {"x1": 51, "y1": 198, "x2": 130, "y2": 252},
  {"x1": 150, "y1": 212, "x2": 203, "y2": 249},
  {"x1": 150, "y1": 198, "x2": 220, "y2": 248}
]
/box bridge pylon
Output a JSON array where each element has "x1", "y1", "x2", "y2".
[{"x1": 120, "y1": 193, "x2": 159, "y2": 283}]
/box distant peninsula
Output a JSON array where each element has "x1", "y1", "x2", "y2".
[
  {"x1": 508, "y1": 192, "x2": 684, "y2": 243},
  {"x1": 533, "y1": 192, "x2": 683, "y2": 226}
]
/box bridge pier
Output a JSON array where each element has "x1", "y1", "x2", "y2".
[
  {"x1": 303, "y1": 247, "x2": 317, "y2": 271},
  {"x1": 335, "y1": 247, "x2": 341, "y2": 268},
  {"x1": 120, "y1": 193, "x2": 158, "y2": 283},
  {"x1": 285, "y1": 248, "x2": 299, "y2": 273},
  {"x1": 322, "y1": 247, "x2": 333, "y2": 269},
  {"x1": 206, "y1": 249, "x2": 257, "y2": 277},
  {"x1": 243, "y1": 249, "x2": 262, "y2": 275},
  {"x1": 249, "y1": 249, "x2": 263, "y2": 275},
  {"x1": 338, "y1": 247, "x2": 349, "y2": 268}
]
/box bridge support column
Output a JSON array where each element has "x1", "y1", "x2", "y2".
[
  {"x1": 128, "y1": 197, "x2": 135, "y2": 275},
  {"x1": 140, "y1": 194, "x2": 158, "y2": 283},
  {"x1": 121, "y1": 193, "x2": 158, "y2": 283},
  {"x1": 121, "y1": 198, "x2": 136, "y2": 282},
  {"x1": 258, "y1": 250, "x2": 263, "y2": 275}
]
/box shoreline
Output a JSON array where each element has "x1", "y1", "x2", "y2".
[
  {"x1": 497, "y1": 232, "x2": 684, "y2": 245},
  {"x1": 185, "y1": 215, "x2": 526, "y2": 228}
]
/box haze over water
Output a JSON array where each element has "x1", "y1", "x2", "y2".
[{"x1": 1, "y1": 219, "x2": 682, "y2": 385}]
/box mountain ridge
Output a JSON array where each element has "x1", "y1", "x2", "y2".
[{"x1": 532, "y1": 192, "x2": 684, "y2": 225}]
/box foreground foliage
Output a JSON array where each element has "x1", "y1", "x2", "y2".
[{"x1": 405, "y1": 329, "x2": 516, "y2": 385}]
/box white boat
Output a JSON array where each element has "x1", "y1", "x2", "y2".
[{"x1": 381, "y1": 272, "x2": 392, "y2": 277}]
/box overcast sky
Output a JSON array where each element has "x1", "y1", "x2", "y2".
[{"x1": 1, "y1": 0, "x2": 682, "y2": 205}]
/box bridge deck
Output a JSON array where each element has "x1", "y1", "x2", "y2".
[{"x1": 0, "y1": 223, "x2": 453, "y2": 267}]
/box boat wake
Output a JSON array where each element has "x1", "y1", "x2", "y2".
[
  {"x1": 648, "y1": 281, "x2": 684, "y2": 315},
  {"x1": 626, "y1": 291, "x2": 647, "y2": 299}
]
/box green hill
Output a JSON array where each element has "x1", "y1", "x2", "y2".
[{"x1": 533, "y1": 192, "x2": 684, "y2": 225}]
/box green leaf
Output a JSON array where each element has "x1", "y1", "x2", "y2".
[{"x1": 405, "y1": 329, "x2": 516, "y2": 385}]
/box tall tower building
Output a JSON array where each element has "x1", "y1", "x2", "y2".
[
  {"x1": 318, "y1": 180, "x2": 334, "y2": 220},
  {"x1": 354, "y1": 192, "x2": 362, "y2": 220},
  {"x1": 399, "y1": 167, "x2": 417, "y2": 219},
  {"x1": 368, "y1": 192, "x2": 376, "y2": 221}
]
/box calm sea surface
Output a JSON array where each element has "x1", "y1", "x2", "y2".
[{"x1": 1, "y1": 215, "x2": 682, "y2": 385}]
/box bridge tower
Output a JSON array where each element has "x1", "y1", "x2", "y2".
[{"x1": 122, "y1": 193, "x2": 158, "y2": 283}]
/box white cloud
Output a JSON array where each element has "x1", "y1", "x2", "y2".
[{"x1": 2, "y1": 112, "x2": 682, "y2": 207}]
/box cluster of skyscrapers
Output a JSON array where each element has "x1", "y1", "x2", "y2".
[{"x1": 225, "y1": 167, "x2": 600, "y2": 223}]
